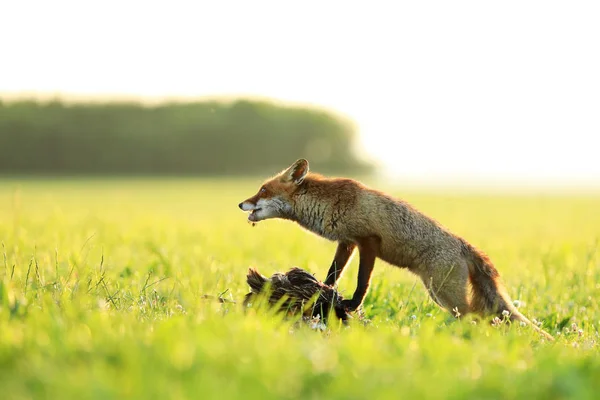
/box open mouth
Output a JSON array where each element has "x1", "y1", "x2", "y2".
[{"x1": 248, "y1": 208, "x2": 262, "y2": 220}]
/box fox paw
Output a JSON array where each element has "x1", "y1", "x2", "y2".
[{"x1": 341, "y1": 299, "x2": 361, "y2": 312}]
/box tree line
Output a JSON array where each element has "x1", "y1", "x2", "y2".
[{"x1": 0, "y1": 99, "x2": 373, "y2": 176}]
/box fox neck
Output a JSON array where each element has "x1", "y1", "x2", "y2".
[{"x1": 286, "y1": 180, "x2": 330, "y2": 238}]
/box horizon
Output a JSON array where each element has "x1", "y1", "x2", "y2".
[{"x1": 2, "y1": 1, "x2": 599, "y2": 186}]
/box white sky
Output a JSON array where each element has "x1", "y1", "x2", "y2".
[{"x1": 1, "y1": 1, "x2": 599, "y2": 185}]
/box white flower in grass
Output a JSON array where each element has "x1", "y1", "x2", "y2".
[
  {"x1": 513, "y1": 300, "x2": 524, "y2": 308},
  {"x1": 571, "y1": 322, "x2": 578, "y2": 331}
]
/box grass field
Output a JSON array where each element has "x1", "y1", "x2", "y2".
[{"x1": 1, "y1": 178, "x2": 599, "y2": 399}]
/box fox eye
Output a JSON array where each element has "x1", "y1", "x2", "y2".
[{"x1": 260, "y1": 187, "x2": 266, "y2": 193}]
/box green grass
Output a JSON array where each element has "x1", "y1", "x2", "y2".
[{"x1": 1, "y1": 178, "x2": 599, "y2": 399}]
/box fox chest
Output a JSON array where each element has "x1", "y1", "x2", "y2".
[{"x1": 295, "y1": 209, "x2": 344, "y2": 242}]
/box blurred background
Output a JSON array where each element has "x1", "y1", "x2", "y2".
[{"x1": 1, "y1": 1, "x2": 599, "y2": 188}]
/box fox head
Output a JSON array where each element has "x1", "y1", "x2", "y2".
[{"x1": 238, "y1": 159, "x2": 309, "y2": 223}]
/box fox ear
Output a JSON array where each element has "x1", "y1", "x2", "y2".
[{"x1": 284, "y1": 159, "x2": 309, "y2": 185}]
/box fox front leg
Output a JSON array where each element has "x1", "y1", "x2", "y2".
[
  {"x1": 341, "y1": 236, "x2": 379, "y2": 312},
  {"x1": 324, "y1": 242, "x2": 357, "y2": 286}
]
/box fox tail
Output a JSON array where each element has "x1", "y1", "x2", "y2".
[{"x1": 464, "y1": 243, "x2": 554, "y2": 341}]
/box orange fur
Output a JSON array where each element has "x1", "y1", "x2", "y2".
[{"x1": 239, "y1": 159, "x2": 553, "y2": 340}]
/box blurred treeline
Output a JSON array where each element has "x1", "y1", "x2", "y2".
[{"x1": 0, "y1": 99, "x2": 373, "y2": 176}]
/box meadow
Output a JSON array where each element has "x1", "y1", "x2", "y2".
[{"x1": 0, "y1": 178, "x2": 599, "y2": 399}]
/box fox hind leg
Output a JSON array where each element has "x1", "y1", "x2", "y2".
[{"x1": 420, "y1": 261, "x2": 470, "y2": 317}]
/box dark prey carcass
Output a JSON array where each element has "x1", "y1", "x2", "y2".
[{"x1": 244, "y1": 267, "x2": 349, "y2": 322}]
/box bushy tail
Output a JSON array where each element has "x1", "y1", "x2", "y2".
[{"x1": 464, "y1": 244, "x2": 554, "y2": 341}]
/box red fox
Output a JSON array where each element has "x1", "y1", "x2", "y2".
[{"x1": 239, "y1": 159, "x2": 553, "y2": 340}]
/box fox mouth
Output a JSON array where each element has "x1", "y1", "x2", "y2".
[{"x1": 248, "y1": 208, "x2": 262, "y2": 221}]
